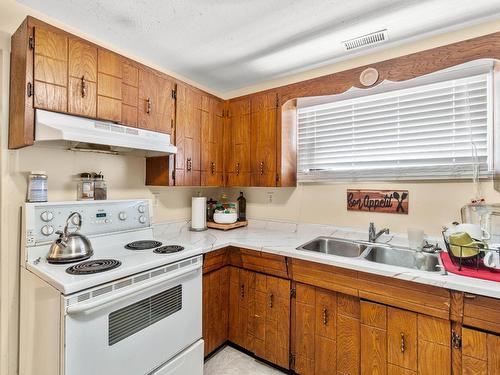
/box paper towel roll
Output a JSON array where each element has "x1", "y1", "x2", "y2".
[{"x1": 191, "y1": 197, "x2": 207, "y2": 231}]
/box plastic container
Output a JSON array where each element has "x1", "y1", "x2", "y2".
[
  {"x1": 93, "y1": 172, "x2": 107, "y2": 200},
  {"x1": 27, "y1": 171, "x2": 48, "y2": 202},
  {"x1": 77, "y1": 173, "x2": 94, "y2": 200}
]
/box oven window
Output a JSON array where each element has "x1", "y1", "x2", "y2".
[{"x1": 108, "y1": 285, "x2": 182, "y2": 345}]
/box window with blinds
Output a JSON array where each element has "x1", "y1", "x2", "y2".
[{"x1": 297, "y1": 73, "x2": 493, "y2": 181}]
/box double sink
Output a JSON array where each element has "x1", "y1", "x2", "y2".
[{"x1": 296, "y1": 237, "x2": 442, "y2": 273}]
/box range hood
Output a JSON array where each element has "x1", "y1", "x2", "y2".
[{"x1": 35, "y1": 109, "x2": 177, "y2": 156}]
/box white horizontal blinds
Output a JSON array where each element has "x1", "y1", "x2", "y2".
[{"x1": 298, "y1": 73, "x2": 491, "y2": 181}]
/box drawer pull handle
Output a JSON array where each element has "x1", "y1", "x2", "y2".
[
  {"x1": 211, "y1": 162, "x2": 216, "y2": 175},
  {"x1": 400, "y1": 332, "x2": 406, "y2": 353},
  {"x1": 146, "y1": 97, "x2": 152, "y2": 114},
  {"x1": 240, "y1": 284, "x2": 244, "y2": 298},
  {"x1": 268, "y1": 294, "x2": 274, "y2": 308},
  {"x1": 260, "y1": 161, "x2": 264, "y2": 175},
  {"x1": 464, "y1": 293, "x2": 477, "y2": 299},
  {"x1": 322, "y1": 308, "x2": 328, "y2": 325},
  {"x1": 186, "y1": 158, "x2": 192, "y2": 171},
  {"x1": 236, "y1": 162, "x2": 240, "y2": 176},
  {"x1": 81, "y1": 76, "x2": 87, "y2": 98}
]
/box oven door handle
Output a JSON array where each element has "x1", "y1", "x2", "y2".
[{"x1": 65, "y1": 264, "x2": 200, "y2": 316}]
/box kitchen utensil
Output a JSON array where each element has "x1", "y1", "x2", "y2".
[
  {"x1": 47, "y1": 212, "x2": 94, "y2": 263},
  {"x1": 191, "y1": 196, "x2": 207, "y2": 231},
  {"x1": 407, "y1": 228, "x2": 424, "y2": 250},
  {"x1": 448, "y1": 232, "x2": 486, "y2": 258},
  {"x1": 484, "y1": 245, "x2": 500, "y2": 269}
]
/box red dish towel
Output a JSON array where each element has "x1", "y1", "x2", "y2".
[{"x1": 440, "y1": 252, "x2": 500, "y2": 282}]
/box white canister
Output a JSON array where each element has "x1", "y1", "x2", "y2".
[{"x1": 191, "y1": 197, "x2": 207, "y2": 231}]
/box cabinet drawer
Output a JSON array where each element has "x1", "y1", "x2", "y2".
[
  {"x1": 203, "y1": 248, "x2": 228, "y2": 274},
  {"x1": 463, "y1": 294, "x2": 500, "y2": 334},
  {"x1": 231, "y1": 248, "x2": 288, "y2": 279}
]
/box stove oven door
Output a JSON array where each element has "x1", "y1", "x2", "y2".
[{"x1": 63, "y1": 259, "x2": 202, "y2": 375}]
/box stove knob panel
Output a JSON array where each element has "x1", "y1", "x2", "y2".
[
  {"x1": 139, "y1": 215, "x2": 147, "y2": 224},
  {"x1": 118, "y1": 212, "x2": 127, "y2": 221},
  {"x1": 40, "y1": 211, "x2": 54, "y2": 222},
  {"x1": 41, "y1": 225, "x2": 54, "y2": 236},
  {"x1": 138, "y1": 205, "x2": 146, "y2": 213}
]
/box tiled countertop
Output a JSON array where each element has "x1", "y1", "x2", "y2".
[{"x1": 153, "y1": 219, "x2": 500, "y2": 299}]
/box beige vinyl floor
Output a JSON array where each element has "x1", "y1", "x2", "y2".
[{"x1": 204, "y1": 346, "x2": 285, "y2": 375}]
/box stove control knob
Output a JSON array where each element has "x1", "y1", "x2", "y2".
[
  {"x1": 41, "y1": 225, "x2": 54, "y2": 236},
  {"x1": 137, "y1": 205, "x2": 146, "y2": 213},
  {"x1": 118, "y1": 212, "x2": 127, "y2": 221},
  {"x1": 139, "y1": 215, "x2": 147, "y2": 224},
  {"x1": 40, "y1": 211, "x2": 54, "y2": 222}
]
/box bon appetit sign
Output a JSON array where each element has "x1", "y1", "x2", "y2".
[{"x1": 347, "y1": 189, "x2": 409, "y2": 214}]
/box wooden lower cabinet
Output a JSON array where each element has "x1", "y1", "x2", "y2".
[
  {"x1": 293, "y1": 283, "x2": 359, "y2": 375},
  {"x1": 203, "y1": 266, "x2": 230, "y2": 356},
  {"x1": 462, "y1": 327, "x2": 500, "y2": 375}
]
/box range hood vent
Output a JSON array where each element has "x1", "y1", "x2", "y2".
[
  {"x1": 342, "y1": 29, "x2": 388, "y2": 51},
  {"x1": 34, "y1": 110, "x2": 176, "y2": 156}
]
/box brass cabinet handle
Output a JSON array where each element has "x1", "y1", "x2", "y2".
[
  {"x1": 211, "y1": 162, "x2": 216, "y2": 175},
  {"x1": 268, "y1": 294, "x2": 274, "y2": 308},
  {"x1": 186, "y1": 158, "x2": 192, "y2": 171},
  {"x1": 260, "y1": 161, "x2": 264, "y2": 175},
  {"x1": 236, "y1": 162, "x2": 240, "y2": 176},
  {"x1": 146, "y1": 97, "x2": 152, "y2": 114},
  {"x1": 400, "y1": 332, "x2": 406, "y2": 353},
  {"x1": 81, "y1": 76, "x2": 87, "y2": 98},
  {"x1": 240, "y1": 284, "x2": 244, "y2": 298},
  {"x1": 322, "y1": 308, "x2": 328, "y2": 325}
]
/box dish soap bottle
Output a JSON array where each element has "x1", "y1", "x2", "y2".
[{"x1": 237, "y1": 191, "x2": 246, "y2": 222}]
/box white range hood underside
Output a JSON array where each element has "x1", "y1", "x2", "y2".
[{"x1": 34, "y1": 110, "x2": 177, "y2": 157}]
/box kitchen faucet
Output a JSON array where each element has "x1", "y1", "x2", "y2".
[{"x1": 369, "y1": 222, "x2": 390, "y2": 242}]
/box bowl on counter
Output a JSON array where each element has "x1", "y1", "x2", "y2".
[{"x1": 213, "y1": 211, "x2": 238, "y2": 224}]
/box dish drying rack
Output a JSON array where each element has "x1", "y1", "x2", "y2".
[{"x1": 442, "y1": 229, "x2": 499, "y2": 271}]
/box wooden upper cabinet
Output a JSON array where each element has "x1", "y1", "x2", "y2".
[
  {"x1": 97, "y1": 49, "x2": 122, "y2": 122},
  {"x1": 175, "y1": 84, "x2": 201, "y2": 186},
  {"x1": 33, "y1": 26, "x2": 68, "y2": 113},
  {"x1": 138, "y1": 68, "x2": 175, "y2": 134},
  {"x1": 250, "y1": 92, "x2": 278, "y2": 187},
  {"x1": 201, "y1": 97, "x2": 224, "y2": 186},
  {"x1": 226, "y1": 98, "x2": 251, "y2": 187},
  {"x1": 68, "y1": 39, "x2": 97, "y2": 117}
]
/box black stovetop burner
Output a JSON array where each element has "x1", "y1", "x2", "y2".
[
  {"x1": 154, "y1": 245, "x2": 185, "y2": 254},
  {"x1": 66, "y1": 259, "x2": 121, "y2": 275},
  {"x1": 125, "y1": 240, "x2": 163, "y2": 250}
]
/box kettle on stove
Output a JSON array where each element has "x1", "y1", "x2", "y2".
[{"x1": 47, "y1": 212, "x2": 94, "y2": 264}]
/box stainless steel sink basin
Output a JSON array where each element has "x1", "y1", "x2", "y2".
[
  {"x1": 296, "y1": 237, "x2": 367, "y2": 257},
  {"x1": 363, "y1": 246, "x2": 441, "y2": 272}
]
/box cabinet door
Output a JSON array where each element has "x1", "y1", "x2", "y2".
[
  {"x1": 250, "y1": 92, "x2": 277, "y2": 187},
  {"x1": 388, "y1": 307, "x2": 418, "y2": 372},
  {"x1": 227, "y1": 98, "x2": 251, "y2": 187},
  {"x1": 462, "y1": 327, "x2": 500, "y2": 375},
  {"x1": 33, "y1": 27, "x2": 68, "y2": 112},
  {"x1": 228, "y1": 267, "x2": 254, "y2": 350},
  {"x1": 68, "y1": 39, "x2": 97, "y2": 117},
  {"x1": 97, "y1": 49, "x2": 122, "y2": 122},
  {"x1": 121, "y1": 62, "x2": 138, "y2": 126},
  {"x1": 337, "y1": 294, "x2": 361, "y2": 375},
  {"x1": 175, "y1": 85, "x2": 201, "y2": 186},
  {"x1": 265, "y1": 275, "x2": 290, "y2": 368},
  {"x1": 361, "y1": 301, "x2": 387, "y2": 375},
  {"x1": 201, "y1": 97, "x2": 224, "y2": 186},
  {"x1": 203, "y1": 267, "x2": 229, "y2": 356},
  {"x1": 315, "y1": 289, "x2": 337, "y2": 375},
  {"x1": 294, "y1": 283, "x2": 316, "y2": 375}
]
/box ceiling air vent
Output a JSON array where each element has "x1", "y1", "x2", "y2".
[{"x1": 342, "y1": 29, "x2": 388, "y2": 51}]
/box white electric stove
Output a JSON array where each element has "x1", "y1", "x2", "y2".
[{"x1": 19, "y1": 199, "x2": 204, "y2": 375}]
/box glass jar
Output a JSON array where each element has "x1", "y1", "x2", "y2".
[
  {"x1": 27, "y1": 171, "x2": 48, "y2": 202},
  {"x1": 77, "y1": 172, "x2": 94, "y2": 200},
  {"x1": 93, "y1": 172, "x2": 107, "y2": 200}
]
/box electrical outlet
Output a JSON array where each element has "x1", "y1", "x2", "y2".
[
  {"x1": 152, "y1": 192, "x2": 160, "y2": 207},
  {"x1": 267, "y1": 191, "x2": 274, "y2": 203}
]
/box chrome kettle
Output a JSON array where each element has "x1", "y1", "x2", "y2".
[{"x1": 47, "y1": 212, "x2": 94, "y2": 264}]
